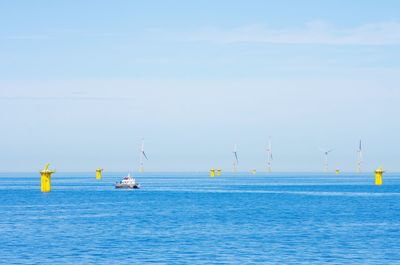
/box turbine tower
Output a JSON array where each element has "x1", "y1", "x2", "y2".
[
  {"x1": 267, "y1": 138, "x2": 273, "y2": 173},
  {"x1": 320, "y1": 148, "x2": 333, "y2": 172},
  {"x1": 232, "y1": 144, "x2": 239, "y2": 172},
  {"x1": 357, "y1": 140, "x2": 362, "y2": 173},
  {"x1": 139, "y1": 139, "x2": 148, "y2": 172}
]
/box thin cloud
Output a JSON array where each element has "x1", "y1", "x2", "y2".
[
  {"x1": 1, "y1": 36, "x2": 51, "y2": 40},
  {"x1": 183, "y1": 21, "x2": 400, "y2": 45},
  {"x1": 0, "y1": 29, "x2": 124, "y2": 41},
  {"x1": 0, "y1": 96, "x2": 132, "y2": 101}
]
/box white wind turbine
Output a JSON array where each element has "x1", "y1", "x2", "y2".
[
  {"x1": 139, "y1": 139, "x2": 148, "y2": 172},
  {"x1": 357, "y1": 140, "x2": 363, "y2": 173},
  {"x1": 267, "y1": 138, "x2": 273, "y2": 173},
  {"x1": 320, "y1": 148, "x2": 333, "y2": 172},
  {"x1": 232, "y1": 144, "x2": 239, "y2": 172}
]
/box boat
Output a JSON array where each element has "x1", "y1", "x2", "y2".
[{"x1": 115, "y1": 174, "x2": 140, "y2": 189}]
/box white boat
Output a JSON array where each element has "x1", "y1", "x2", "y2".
[{"x1": 115, "y1": 174, "x2": 140, "y2": 189}]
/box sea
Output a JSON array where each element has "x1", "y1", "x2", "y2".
[{"x1": 0, "y1": 172, "x2": 400, "y2": 264}]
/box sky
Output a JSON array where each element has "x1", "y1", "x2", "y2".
[{"x1": 0, "y1": 0, "x2": 400, "y2": 172}]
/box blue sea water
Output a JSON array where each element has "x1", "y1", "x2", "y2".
[{"x1": 1, "y1": 172, "x2": 400, "y2": 264}]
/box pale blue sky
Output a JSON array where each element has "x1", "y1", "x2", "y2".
[{"x1": 1, "y1": 0, "x2": 399, "y2": 172}]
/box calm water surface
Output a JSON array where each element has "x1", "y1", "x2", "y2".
[{"x1": 1, "y1": 172, "x2": 400, "y2": 264}]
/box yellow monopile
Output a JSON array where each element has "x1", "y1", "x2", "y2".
[
  {"x1": 210, "y1": 168, "x2": 215, "y2": 177},
  {"x1": 335, "y1": 169, "x2": 340, "y2": 175},
  {"x1": 40, "y1": 163, "x2": 55, "y2": 193},
  {"x1": 96, "y1": 168, "x2": 103, "y2": 180},
  {"x1": 375, "y1": 167, "x2": 384, "y2": 186},
  {"x1": 251, "y1": 169, "x2": 257, "y2": 175},
  {"x1": 217, "y1": 169, "x2": 221, "y2": 176}
]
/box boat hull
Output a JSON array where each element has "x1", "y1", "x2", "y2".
[{"x1": 115, "y1": 184, "x2": 140, "y2": 189}]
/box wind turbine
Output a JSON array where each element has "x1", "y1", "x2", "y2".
[
  {"x1": 139, "y1": 139, "x2": 148, "y2": 172},
  {"x1": 357, "y1": 140, "x2": 362, "y2": 173},
  {"x1": 320, "y1": 148, "x2": 333, "y2": 172},
  {"x1": 232, "y1": 144, "x2": 239, "y2": 172},
  {"x1": 267, "y1": 138, "x2": 273, "y2": 173}
]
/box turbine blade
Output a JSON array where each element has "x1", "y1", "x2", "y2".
[
  {"x1": 234, "y1": 152, "x2": 238, "y2": 164},
  {"x1": 142, "y1": 151, "x2": 148, "y2": 160}
]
